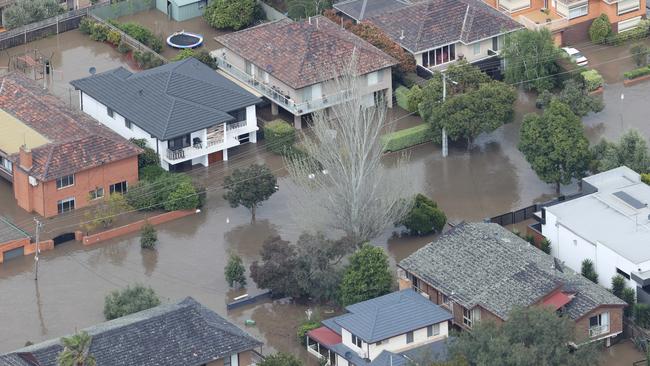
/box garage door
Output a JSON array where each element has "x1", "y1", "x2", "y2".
[{"x1": 3, "y1": 246, "x2": 23, "y2": 262}]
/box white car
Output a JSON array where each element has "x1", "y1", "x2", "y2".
[{"x1": 562, "y1": 47, "x2": 588, "y2": 66}]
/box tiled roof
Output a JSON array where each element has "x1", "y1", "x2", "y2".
[
  {"x1": 0, "y1": 73, "x2": 141, "y2": 182},
  {"x1": 325, "y1": 289, "x2": 452, "y2": 343},
  {"x1": 0, "y1": 297, "x2": 262, "y2": 366},
  {"x1": 399, "y1": 223, "x2": 626, "y2": 320},
  {"x1": 216, "y1": 16, "x2": 397, "y2": 90},
  {"x1": 366, "y1": 0, "x2": 523, "y2": 53},
  {"x1": 333, "y1": 0, "x2": 411, "y2": 21},
  {"x1": 71, "y1": 58, "x2": 261, "y2": 140}
]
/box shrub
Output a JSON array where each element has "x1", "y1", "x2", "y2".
[
  {"x1": 604, "y1": 20, "x2": 650, "y2": 45},
  {"x1": 297, "y1": 321, "x2": 320, "y2": 346},
  {"x1": 258, "y1": 353, "x2": 303, "y2": 366},
  {"x1": 4, "y1": 0, "x2": 65, "y2": 30},
  {"x1": 117, "y1": 41, "x2": 130, "y2": 54},
  {"x1": 139, "y1": 165, "x2": 165, "y2": 182},
  {"x1": 581, "y1": 259, "x2": 598, "y2": 283},
  {"x1": 109, "y1": 21, "x2": 163, "y2": 53},
  {"x1": 612, "y1": 274, "x2": 626, "y2": 298},
  {"x1": 400, "y1": 194, "x2": 446, "y2": 235},
  {"x1": 634, "y1": 303, "x2": 650, "y2": 328},
  {"x1": 140, "y1": 222, "x2": 157, "y2": 249},
  {"x1": 631, "y1": 43, "x2": 649, "y2": 67},
  {"x1": 224, "y1": 254, "x2": 246, "y2": 288},
  {"x1": 79, "y1": 17, "x2": 94, "y2": 34},
  {"x1": 171, "y1": 49, "x2": 195, "y2": 61},
  {"x1": 103, "y1": 284, "x2": 160, "y2": 320},
  {"x1": 263, "y1": 119, "x2": 296, "y2": 154},
  {"x1": 133, "y1": 51, "x2": 164, "y2": 70},
  {"x1": 642, "y1": 173, "x2": 650, "y2": 185},
  {"x1": 589, "y1": 14, "x2": 612, "y2": 44},
  {"x1": 164, "y1": 181, "x2": 199, "y2": 211},
  {"x1": 406, "y1": 85, "x2": 424, "y2": 114},
  {"x1": 339, "y1": 244, "x2": 393, "y2": 306},
  {"x1": 107, "y1": 30, "x2": 121, "y2": 46},
  {"x1": 381, "y1": 124, "x2": 432, "y2": 152},
  {"x1": 90, "y1": 23, "x2": 109, "y2": 42},
  {"x1": 129, "y1": 138, "x2": 159, "y2": 170},
  {"x1": 623, "y1": 287, "x2": 636, "y2": 317},
  {"x1": 540, "y1": 238, "x2": 551, "y2": 254},
  {"x1": 581, "y1": 69, "x2": 603, "y2": 92},
  {"x1": 623, "y1": 66, "x2": 650, "y2": 80},
  {"x1": 204, "y1": 0, "x2": 256, "y2": 30},
  {"x1": 395, "y1": 85, "x2": 410, "y2": 110}
]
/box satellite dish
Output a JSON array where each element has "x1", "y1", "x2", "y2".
[{"x1": 89, "y1": 67, "x2": 96, "y2": 75}]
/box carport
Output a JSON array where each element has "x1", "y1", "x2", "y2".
[{"x1": 0, "y1": 216, "x2": 30, "y2": 263}]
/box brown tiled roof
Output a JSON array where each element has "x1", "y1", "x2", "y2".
[
  {"x1": 216, "y1": 16, "x2": 397, "y2": 90},
  {"x1": 0, "y1": 73, "x2": 141, "y2": 181}
]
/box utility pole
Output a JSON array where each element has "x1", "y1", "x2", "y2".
[
  {"x1": 34, "y1": 218, "x2": 43, "y2": 281},
  {"x1": 442, "y1": 73, "x2": 448, "y2": 158}
]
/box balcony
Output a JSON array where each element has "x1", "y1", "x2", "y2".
[
  {"x1": 214, "y1": 55, "x2": 352, "y2": 115},
  {"x1": 163, "y1": 126, "x2": 240, "y2": 164},
  {"x1": 519, "y1": 10, "x2": 568, "y2": 32},
  {"x1": 589, "y1": 324, "x2": 610, "y2": 337},
  {"x1": 498, "y1": 0, "x2": 531, "y2": 13}
]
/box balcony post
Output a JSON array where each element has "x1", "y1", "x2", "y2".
[
  {"x1": 271, "y1": 102, "x2": 279, "y2": 116},
  {"x1": 294, "y1": 114, "x2": 302, "y2": 129}
]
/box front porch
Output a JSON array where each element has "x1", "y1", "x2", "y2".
[{"x1": 306, "y1": 326, "x2": 341, "y2": 366}]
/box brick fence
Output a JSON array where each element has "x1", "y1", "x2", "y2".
[{"x1": 81, "y1": 209, "x2": 197, "y2": 245}]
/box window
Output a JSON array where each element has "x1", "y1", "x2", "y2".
[
  {"x1": 89, "y1": 187, "x2": 104, "y2": 200},
  {"x1": 589, "y1": 312, "x2": 610, "y2": 337},
  {"x1": 442, "y1": 293, "x2": 452, "y2": 308},
  {"x1": 107, "y1": 106, "x2": 114, "y2": 118},
  {"x1": 0, "y1": 156, "x2": 12, "y2": 172},
  {"x1": 463, "y1": 307, "x2": 473, "y2": 328},
  {"x1": 168, "y1": 134, "x2": 190, "y2": 150},
  {"x1": 367, "y1": 71, "x2": 379, "y2": 86},
  {"x1": 57, "y1": 197, "x2": 75, "y2": 214},
  {"x1": 110, "y1": 181, "x2": 128, "y2": 194},
  {"x1": 224, "y1": 354, "x2": 231, "y2": 366},
  {"x1": 351, "y1": 333, "x2": 362, "y2": 348},
  {"x1": 473, "y1": 43, "x2": 481, "y2": 55},
  {"x1": 56, "y1": 174, "x2": 74, "y2": 189},
  {"x1": 427, "y1": 323, "x2": 440, "y2": 337},
  {"x1": 616, "y1": 268, "x2": 631, "y2": 280},
  {"x1": 568, "y1": 2, "x2": 588, "y2": 19},
  {"x1": 492, "y1": 36, "x2": 499, "y2": 51},
  {"x1": 618, "y1": 0, "x2": 640, "y2": 15},
  {"x1": 422, "y1": 44, "x2": 456, "y2": 68},
  {"x1": 125, "y1": 119, "x2": 132, "y2": 129},
  {"x1": 618, "y1": 16, "x2": 642, "y2": 32},
  {"x1": 406, "y1": 331, "x2": 414, "y2": 344}
]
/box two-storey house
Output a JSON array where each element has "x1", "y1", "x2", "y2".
[
  {"x1": 399, "y1": 222, "x2": 627, "y2": 346},
  {"x1": 71, "y1": 58, "x2": 261, "y2": 172},
  {"x1": 0, "y1": 72, "x2": 141, "y2": 218},
  {"x1": 214, "y1": 16, "x2": 397, "y2": 129},
  {"x1": 306, "y1": 289, "x2": 453, "y2": 366}
]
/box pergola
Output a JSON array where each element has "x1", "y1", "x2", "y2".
[{"x1": 306, "y1": 326, "x2": 341, "y2": 366}]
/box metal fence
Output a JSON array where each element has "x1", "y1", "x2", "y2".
[{"x1": 488, "y1": 191, "x2": 586, "y2": 227}]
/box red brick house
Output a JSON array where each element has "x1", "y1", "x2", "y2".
[
  {"x1": 398, "y1": 222, "x2": 627, "y2": 345},
  {"x1": 0, "y1": 73, "x2": 141, "y2": 218}
]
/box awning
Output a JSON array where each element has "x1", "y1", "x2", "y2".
[
  {"x1": 307, "y1": 326, "x2": 342, "y2": 346},
  {"x1": 542, "y1": 291, "x2": 572, "y2": 310}
]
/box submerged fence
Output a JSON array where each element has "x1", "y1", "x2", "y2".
[{"x1": 488, "y1": 191, "x2": 586, "y2": 227}]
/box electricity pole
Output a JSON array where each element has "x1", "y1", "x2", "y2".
[
  {"x1": 442, "y1": 73, "x2": 448, "y2": 158},
  {"x1": 34, "y1": 218, "x2": 43, "y2": 281}
]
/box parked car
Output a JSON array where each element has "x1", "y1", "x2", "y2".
[{"x1": 562, "y1": 47, "x2": 588, "y2": 66}]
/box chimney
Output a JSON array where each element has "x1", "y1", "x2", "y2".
[{"x1": 19, "y1": 145, "x2": 32, "y2": 170}]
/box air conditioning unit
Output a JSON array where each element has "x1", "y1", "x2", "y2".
[{"x1": 28, "y1": 176, "x2": 38, "y2": 186}]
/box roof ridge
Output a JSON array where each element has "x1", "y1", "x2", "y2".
[{"x1": 162, "y1": 98, "x2": 177, "y2": 138}]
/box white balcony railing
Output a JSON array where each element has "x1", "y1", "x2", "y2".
[
  {"x1": 215, "y1": 56, "x2": 353, "y2": 115},
  {"x1": 518, "y1": 13, "x2": 569, "y2": 31},
  {"x1": 164, "y1": 125, "x2": 241, "y2": 163},
  {"x1": 589, "y1": 325, "x2": 609, "y2": 337}
]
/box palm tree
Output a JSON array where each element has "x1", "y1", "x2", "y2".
[{"x1": 56, "y1": 331, "x2": 96, "y2": 366}]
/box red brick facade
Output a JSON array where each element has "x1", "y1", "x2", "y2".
[{"x1": 574, "y1": 305, "x2": 625, "y2": 342}]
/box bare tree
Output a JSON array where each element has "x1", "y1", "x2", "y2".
[{"x1": 285, "y1": 59, "x2": 413, "y2": 246}]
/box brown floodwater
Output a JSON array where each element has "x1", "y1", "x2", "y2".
[{"x1": 0, "y1": 25, "x2": 648, "y2": 364}]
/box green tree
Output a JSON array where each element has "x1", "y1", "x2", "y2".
[
  {"x1": 539, "y1": 238, "x2": 551, "y2": 254},
  {"x1": 633, "y1": 303, "x2": 650, "y2": 328},
  {"x1": 537, "y1": 79, "x2": 603, "y2": 117},
  {"x1": 593, "y1": 130, "x2": 650, "y2": 173},
  {"x1": 57, "y1": 331, "x2": 96, "y2": 366},
  {"x1": 288, "y1": 0, "x2": 331, "y2": 20},
  {"x1": 450, "y1": 307, "x2": 599, "y2": 366},
  {"x1": 580, "y1": 259, "x2": 598, "y2": 284},
  {"x1": 103, "y1": 284, "x2": 161, "y2": 320},
  {"x1": 611, "y1": 274, "x2": 626, "y2": 298},
  {"x1": 204, "y1": 0, "x2": 256, "y2": 30},
  {"x1": 250, "y1": 236, "x2": 300, "y2": 298},
  {"x1": 339, "y1": 244, "x2": 392, "y2": 306},
  {"x1": 427, "y1": 81, "x2": 516, "y2": 147},
  {"x1": 258, "y1": 352, "x2": 303, "y2": 366},
  {"x1": 622, "y1": 287, "x2": 636, "y2": 317},
  {"x1": 171, "y1": 50, "x2": 217, "y2": 69},
  {"x1": 631, "y1": 42, "x2": 649, "y2": 67},
  {"x1": 83, "y1": 193, "x2": 132, "y2": 232},
  {"x1": 4, "y1": 0, "x2": 65, "y2": 30},
  {"x1": 519, "y1": 101, "x2": 591, "y2": 193},
  {"x1": 129, "y1": 138, "x2": 159, "y2": 170},
  {"x1": 400, "y1": 194, "x2": 447, "y2": 235},
  {"x1": 164, "y1": 181, "x2": 200, "y2": 211},
  {"x1": 502, "y1": 28, "x2": 560, "y2": 92},
  {"x1": 140, "y1": 222, "x2": 157, "y2": 250},
  {"x1": 225, "y1": 253, "x2": 247, "y2": 288},
  {"x1": 223, "y1": 164, "x2": 277, "y2": 221},
  {"x1": 589, "y1": 14, "x2": 612, "y2": 44}
]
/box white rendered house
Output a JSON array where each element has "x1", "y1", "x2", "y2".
[
  {"x1": 542, "y1": 166, "x2": 650, "y2": 303},
  {"x1": 71, "y1": 58, "x2": 261, "y2": 171}
]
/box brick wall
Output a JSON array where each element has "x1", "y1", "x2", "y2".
[
  {"x1": 574, "y1": 305, "x2": 625, "y2": 342},
  {"x1": 0, "y1": 238, "x2": 30, "y2": 263}
]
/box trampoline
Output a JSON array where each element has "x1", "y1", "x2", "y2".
[{"x1": 166, "y1": 31, "x2": 203, "y2": 49}]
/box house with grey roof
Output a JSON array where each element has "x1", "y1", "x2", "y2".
[
  {"x1": 305, "y1": 289, "x2": 452, "y2": 366},
  {"x1": 70, "y1": 57, "x2": 261, "y2": 172},
  {"x1": 398, "y1": 222, "x2": 626, "y2": 346},
  {"x1": 334, "y1": 0, "x2": 523, "y2": 73},
  {"x1": 0, "y1": 297, "x2": 263, "y2": 366},
  {"x1": 541, "y1": 166, "x2": 650, "y2": 305}
]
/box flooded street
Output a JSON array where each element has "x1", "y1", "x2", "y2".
[{"x1": 0, "y1": 22, "x2": 648, "y2": 363}]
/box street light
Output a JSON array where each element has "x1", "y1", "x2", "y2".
[{"x1": 441, "y1": 73, "x2": 458, "y2": 158}]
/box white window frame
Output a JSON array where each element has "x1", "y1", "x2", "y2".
[
  {"x1": 567, "y1": 0, "x2": 588, "y2": 19},
  {"x1": 406, "y1": 331, "x2": 414, "y2": 344},
  {"x1": 89, "y1": 187, "x2": 104, "y2": 200},
  {"x1": 351, "y1": 333, "x2": 362, "y2": 348},
  {"x1": 463, "y1": 307, "x2": 473, "y2": 328},
  {"x1": 109, "y1": 181, "x2": 128, "y2": 194},
  {"x1": 589, "y1": 312, "x2": 610, "y2": 337},
  {"x1": 0, "y1": 156, "x2": 12, "y2": 172},
  {"x1": 441, "y1": 293, "x2": 452, "y2": 308},
  {"x1": 367, "y1": 71, "x2": 379, "y2": 86},
  {"x1": 427, "y1": 323, "x2": 440, "y2": 337},
  {"x1": 56, "y1": 174, "x2": 75, "y2": 189},
  {"x1": 57, "y1": 197, "x2": 75, "y2": 214},
  {"x1": 618, "y1": 16, "x2": 642, "y2": 32},
  {"x1": 422, "y1": 44, "x2": 456, "y2": 68},
  {"x1": 618, "y1": 0, "x2": 640, "y2": 15}
]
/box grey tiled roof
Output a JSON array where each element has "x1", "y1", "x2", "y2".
[
  {"x1": 327, "y1": 337, "x2": 450, "y2": 366},
  {"x1": 0, "y1": 297, "x2": 262, "y2": 366},
  {"x1": 70, "y1": 58, "x2": 261, "y2": 140},
  {"x1": 326, "y1": 289, "x2": 452, "y2": 343},
  {"x1": 399, "y1": 223, "x2": 626, "y2": 320},
  {"x1": 366, "y1": 0, "x2": 523, "y2": 53}
]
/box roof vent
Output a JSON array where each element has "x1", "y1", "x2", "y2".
[
  {"x1": 613, "y1": 190, "x2": 646, "y2": 209},
  {"x1": 400, "y1": 30, "x2": 405, "y2": 40},
  {"x1": 138, "y1": 89, "x2": 144, "y2": 96}
]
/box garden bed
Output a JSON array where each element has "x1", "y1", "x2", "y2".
[{"x1": 624, "y1": 73, "x2": 650, "y2": 87}]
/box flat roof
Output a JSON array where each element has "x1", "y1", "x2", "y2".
[
  {"x1": 547, "y1": 166, "x2": 650, "y2": 264},
  {"x1": 0, "y1": 109, "x2": 49, "y2": 155}
]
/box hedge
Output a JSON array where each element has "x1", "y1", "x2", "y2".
[
  {"x1": 108, "y1": 20, "x2": 163, "y2": 53},
  {"x1": 395, "y1": 85, "x2": 410, "y2": 111},
  {"x1": 623, "y1": 66, "x2": 650, "y2": 80},
  {"x1": 603, "y1": 20, "x2": 650, "y2": 46},
  {"x1": 581, "y1": 69, "x2": 603, "y2": 92},
  {"x1": 381, "y1": 124, "x2": 432, "y2": 152},
  {"x1": 263, "y1": 119, "x2": 295, "y2": 154}
]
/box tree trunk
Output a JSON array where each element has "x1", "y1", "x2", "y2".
[
  {"x1": 251, "y1": 206, "x2": 256, "y2": 222},
  {"x1": 467, "y1": 136, "x2": 472, "y2": 151},
  {"x1": 556, "y1": 181, "x2": 561, "y2": 194}
]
